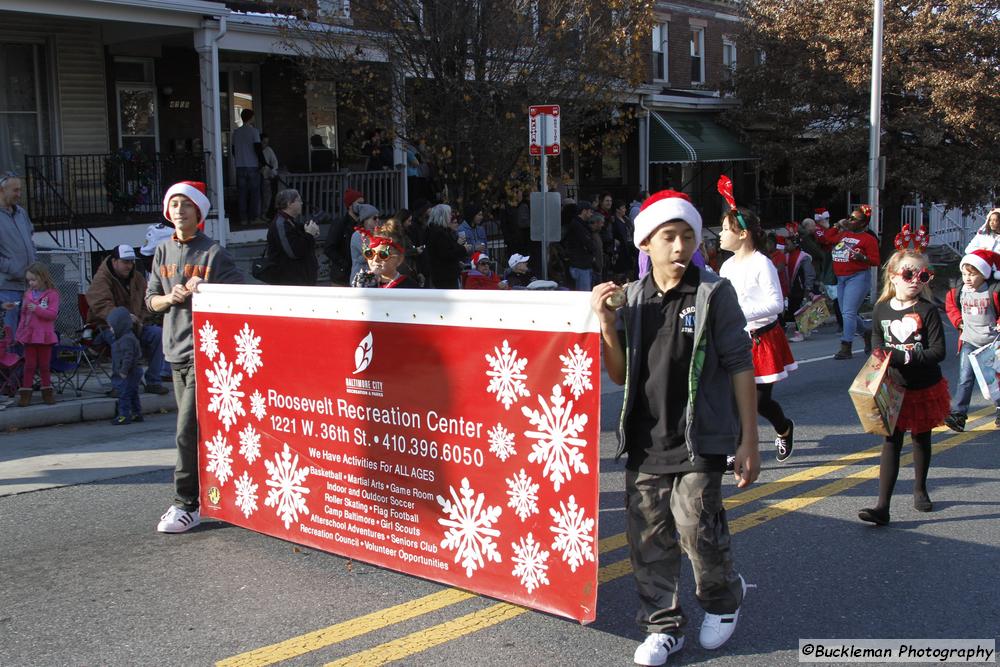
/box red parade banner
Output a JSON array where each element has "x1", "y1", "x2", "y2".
[{"x1": 193, "y1": 285, "x2": 601, "y2": 622}]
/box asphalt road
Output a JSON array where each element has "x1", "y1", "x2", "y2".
[{"x1": 2, "y1": 324, "x2": 998, "y2": 667}]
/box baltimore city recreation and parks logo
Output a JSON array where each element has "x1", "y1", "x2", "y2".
[
  {"x1": 345, "y1": 331, "x2": 384, "y2": 397},
  {"x1": 207, "y1": 486, "x2": 221, "y2": 507}
]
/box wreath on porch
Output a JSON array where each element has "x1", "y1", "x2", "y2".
[{"x1": 104, "y1": 148, "x2": 154, "y2": 213}]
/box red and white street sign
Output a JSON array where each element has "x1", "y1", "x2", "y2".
[
  {"x1": 194, "y1": 285, "x2": 600, "y2": 622},
  {"x1": 529, "y1": 105, "x2": 560, "y2": 156}
]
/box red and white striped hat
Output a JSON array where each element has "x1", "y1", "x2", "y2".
[
  {"x1": 162, "y1": 181, "x2": 210, "y2": 226},
  {"x1": 632, "y1": 190, "x2": 702, "y2": 248}
]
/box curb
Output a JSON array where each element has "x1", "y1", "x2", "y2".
[{"x1": 0, "y1": 393, "x2": 177, "y2": 431}]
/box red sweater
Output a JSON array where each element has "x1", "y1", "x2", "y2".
[{"x1": 830, "y1": 230, "x2": 880, "y2": 276}]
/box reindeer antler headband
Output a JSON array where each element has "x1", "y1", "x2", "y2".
[
  {"x1": 894, "y1": 223, "x2": 929, "y2": 253},
  {"x1": 717, "y1": 175, "x2": 747, "y2": 229}
]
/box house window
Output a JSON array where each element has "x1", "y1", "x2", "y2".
[
  {"x1": 753, "y1": 48, "x2": 766, "y2": 66},
  {"x1": 690, "y1": 28, "x2": 705, "y2": 84},
  {"x1": 0, "y1": 42, "x2": 51, "y2": 175},
  {"x1": 114, "y1": 57, "x2": 158, "y2": 157},
  {"x1": 722, "y1": 39, "x2": 737, "y2": 82},
  {"x1": 652, "y1": 23, "x2": 668, "y2": 81}
]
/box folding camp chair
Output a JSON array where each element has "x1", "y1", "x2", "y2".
[{"x1": 0, "y1": 325, "x2": 23, "y2": 398}]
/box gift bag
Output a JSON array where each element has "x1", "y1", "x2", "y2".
[
  {"x1": 849, "y1": 353, "x2": 905, "y2": 436},
  {"x1": 969, "y1": 336, "x2": 1000, "y2": 402},
  {"x1": 794, "y1": 296, "x2": 831, "y2": 336}
]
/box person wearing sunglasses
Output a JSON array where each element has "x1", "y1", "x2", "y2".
[
  {"x1": 348, "y1": 204, "x2": 382, "y2": 284},
  {"x1": 351, "y1": 227, "x2": 419, "y2": 289},
  {"x1": 0, "y1": 171, "x2": 38, "y2": 333},
  {"x1": 829, "y1": 206, "x2": 880, "y2": 360},
  {"x1": 859, "y1": 248, "x2": 948, "y2": 526}
]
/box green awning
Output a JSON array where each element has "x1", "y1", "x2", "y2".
[{"x1": 650, "y1": 111, "x2": 756, "y2": 164}]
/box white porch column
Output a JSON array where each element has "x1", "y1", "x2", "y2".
[{"x1": 196, "y1": 19, "x2": 229, "y2": 245}]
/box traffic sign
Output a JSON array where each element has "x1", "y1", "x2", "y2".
[{"x1": 529, "y1": 105, "x2": 560, "y2": 156}]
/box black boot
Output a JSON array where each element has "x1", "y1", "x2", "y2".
[{"x1": 833, "y1": 342, "x2": 852, "y2": 360}]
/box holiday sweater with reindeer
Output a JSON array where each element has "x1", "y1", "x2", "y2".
[{"x1": 872, "y1": 298, "x2": 945, "y2": 390}]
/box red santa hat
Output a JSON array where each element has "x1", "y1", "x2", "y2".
[
  {"x1": 814, "y1": 208, "x2": 830, "y2": 220},
  {"x1": 472, "y1": 252, "x2": 490, "y2": 265},
  {"x1": 162, "y1": 181, "x2": 210, "y2": 227},
  {"x1": 961, "y1": 249, "x2": 1000, "y2": 280},
  {"x1": 632, "y1": 190, "x2": 702, "y2": 248}
]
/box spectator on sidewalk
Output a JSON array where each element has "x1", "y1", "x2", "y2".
[
  {"x1": 147, "y1": 181, "x2": 244, "y2": 534},
  {"x1": 106, "y1": 306, "x2": 144, "y2": 425},
  {"x1": 86, "y1": 244, "x2": 169, "y2": 394},
  {"x1": 964, "y1": 208, "x2": 1000, "y2": 255},
  {"x1": 0, "y1": 171, "x2": 37, "y2": 332},
  {"x1": 563, "y1": 202, "x2": 597, "y2": 291},
  {"x1": 231, "y1": 109, "x2": 263, "y2": 224},
  {"x1": 349, "y1": 204, "x2": 382, "y2": 284},
  {"x1": 263, "y1": 189, "x2": 320, "y2": 286},
  {"x1": 457, "y1": 204, "x2": 488, "y2": 257},
  {"x1": 323, "y1": 188, "x2": 365, "y2": 286},
  {"x1": 139, "y1": 222, "x2": 175, "y2": 276},
  {"x1": 425, "y1": 203, "x2": 468, "y2": 289}
]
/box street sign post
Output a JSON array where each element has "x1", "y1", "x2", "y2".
[
  {"x1": 529, "y1": 105, "x2": 561, "y2": 279},
  {"x1": 530, "y1": 192, "x2": 561, "y2": 243}
]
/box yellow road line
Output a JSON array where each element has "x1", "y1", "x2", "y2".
[
  {"x1": 218, "y1": 408, "x2": 992, "y2": 666},
  {"x1": 323, "y1": 422, "x2": 992, "y2": 667}
]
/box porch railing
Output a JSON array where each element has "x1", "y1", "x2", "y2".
[
  {"x1": 24, "y1": 151, "x2": 210, "y2": 231},
  {"x1": 903, "y1": 202, "x2": 991, "y2": 255},
  {"x1": 278, "y1": 168, "x2": 405, "y2": 219}
]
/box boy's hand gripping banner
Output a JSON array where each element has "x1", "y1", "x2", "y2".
[{"x1": 194, "y1": 285, "x2": 601, "y2": 622}]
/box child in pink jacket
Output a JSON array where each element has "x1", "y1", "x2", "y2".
[{"x1": 9, "y1": 262, "x2": 60, "y2": 405}]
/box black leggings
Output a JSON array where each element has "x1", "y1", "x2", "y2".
[
  {"x1": 757, "y1": 383, "x2": 790, "y2": 435},
  {"x1": 875, "y1": 429, "x2": 932, "y2": 509}
]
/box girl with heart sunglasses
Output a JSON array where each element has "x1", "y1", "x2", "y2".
[{"x1": 858, "y1": 249, "x2": 949, "y2": 526}]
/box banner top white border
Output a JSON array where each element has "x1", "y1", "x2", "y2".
[{"x1": 194, "y1": 284, "x2": 600, "y2": 334}]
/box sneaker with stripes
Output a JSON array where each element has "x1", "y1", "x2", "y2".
[
  {"x1": 634, "y1": 633, "x2": 684, "y2": 666},
  {"x1": 157, "y1": 505, "x2": 200, "y2": 533},
  {"x1": 699, "y1": 574, "x2": 750, "y2": 650}
]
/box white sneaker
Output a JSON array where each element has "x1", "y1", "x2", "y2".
[
  {"x1": 157, "y1": 505, "x2": 200, "y2": 533},
  {"x1": 699, "y1": 574, "x2": 748, "y2": 650},
  {"x1": 634, "y1": 633, "x2": 684, "y2": 666}
]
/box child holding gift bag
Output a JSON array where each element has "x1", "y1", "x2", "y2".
[{"x1": 858, "y1": 243, "x2": 948, "y2": 526}]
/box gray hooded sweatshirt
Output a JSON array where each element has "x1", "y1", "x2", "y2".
[
  {"x1": 0, "y1": 204, "x2": 37, "y2": 291},
  {"x1": 107, "y1": 306, "x2": 141, "y2": 377}
]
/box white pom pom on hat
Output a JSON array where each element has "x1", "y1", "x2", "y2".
[
  {"x1": 632, "y1": 190, "x2": 702, "y2": 249},
  {"x1": 961, "y1": 249, "x2": 1000, "y2": 280}
]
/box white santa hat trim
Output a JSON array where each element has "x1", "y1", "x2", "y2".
[
  {"x1": 961, "y1": 249, "x2": 1000, "y2": 280},
  {"x1": 633, "y1": 190, "x2": 703, "y2": 248},
  {"x1": 162, "y1": 181, "x2": 210, "y2": 225}
]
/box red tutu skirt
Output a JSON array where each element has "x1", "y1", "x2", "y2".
[
  {"x1": 751, "y1": 321, "x2": 798, "y2": 383},
  {"x1": 895, "y1": 378, "x2": 950, "y2": 434}
]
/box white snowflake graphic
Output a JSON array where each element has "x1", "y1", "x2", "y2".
[
  {"x1": 264, "y1": 443, "x2": 311, "y2": 530},
  {"x1": 239, "y1": 423, "x2": 261, "y2": 464},
  {"x1": 234, "y1": 471, "x2": 259, "y2": 518},
  {"x1": 522, "y1": 384, "x2": 590, "y2": 492},
  {"x1": 437, "y1": 477, "x2": 503, "y2": 578},
  {"x1": 205, "y1": 353, "x2": 246, "y2": 432},
  {"x1": 485, "y1": 339, "x2": 530, "y2": 410},
  {"x1": 234, "y1": 322, "x2": 263, "y2": 377},
  {"x1": 250, "y1": 390, "x2": 267, "y2": 421},
  {"x1": 511, "y1": 533, "x2": 550, "y2": 593},
  {"x1": 550, "y1": 495, "x2": 596, "y2": 573},
  {"x1": 487, "y1": 423, "x2": 516, "y2": 461},
  {"x1": 198, "y1": 321, "x2": 219, "y2": 360},
  {"x1": 204, "y1": 431, "x2": 234, "y2": 486},
  {"x1": 506, "y1": 468, "x2": 540, "y2": 522},
  {"x1": 559, "y1": 344, "x2": 594, "y2": 399}
]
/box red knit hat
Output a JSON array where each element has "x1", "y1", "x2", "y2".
[
  {"x1": 632, "y1": 190, "x2": 702, "y2": 248},
  {"x1": 961, "y1": 249, "x2": 1000, "y2": 280},
  {"x1": 162, "y1": 181, "x2": 210, "y2": 228},
  {"x1": 344, "y1": 188, "x2": 364, "y2": 209}
]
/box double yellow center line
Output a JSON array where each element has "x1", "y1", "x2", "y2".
[{"x1": 219, "y1": 409, "x2": 995, "y2": 667}]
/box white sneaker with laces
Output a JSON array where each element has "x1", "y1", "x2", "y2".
[
  {"x1": 634, "y1": 633, "x2": 684, "y2": 666},
  {"x1": 157, "y1": 505, "x2": 201, "y2": 533},
  {"x1": 699, "y1": 574, "x2": 750, "y2": 650}
]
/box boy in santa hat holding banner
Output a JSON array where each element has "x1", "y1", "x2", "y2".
[
  {"x1": 146, "y1": 181, "x2": 245, "y2": 534},
  {"x1": 943, "y1": 248, "x2": 1000, "y2": 431},
  {"x1": 591, "y1": 190, "x2": 759, "y2": 666}
]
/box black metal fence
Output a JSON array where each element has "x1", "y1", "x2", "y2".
[{"x1": 24, "y1": 151, "x2": 209, "y2": 231}]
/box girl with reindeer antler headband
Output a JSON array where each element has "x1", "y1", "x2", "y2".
[
  {"x1": 858, "y1": 227, "x2": 948, "y2": 526},
  {"x1": 716, "y1": 175, "x2": 800, "y2": 467}
]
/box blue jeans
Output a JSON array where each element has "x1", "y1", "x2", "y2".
[
  {"x1": 836, "y1": 270, "x2": 871, "y2": 344},
  {"x1": 97, "y1": 324, "x2": 166, "y2": 386},
  {"x1": 111, "y1": 366, "x2": 143, "y2": 418},
  {"x1": 951, "y1": 343, "x2": 1000, "y2": 414},
  {"x1": 568, "y1": 267, "x2": 593, "y2": 292},
  {"x1": 236, "y1": 167, "x2": 262, "y2": 223},
  {"x1": 1, "y1": 288, "x2": 22, "y2": 332}
]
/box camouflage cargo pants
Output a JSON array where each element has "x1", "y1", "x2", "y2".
[{"x1": 625, "y1": 469, "x2": 743, "y2": 634}]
